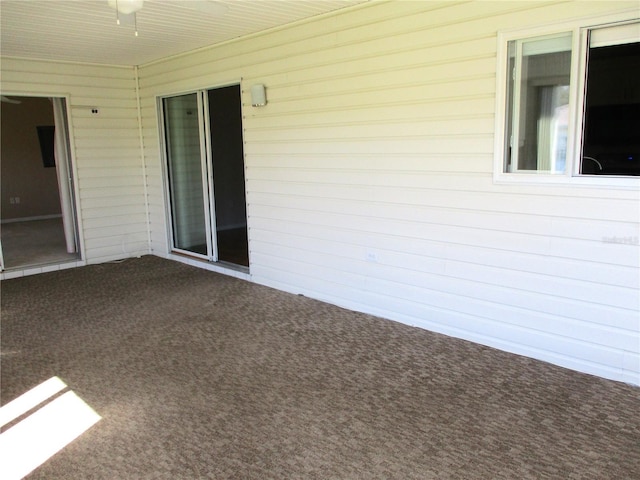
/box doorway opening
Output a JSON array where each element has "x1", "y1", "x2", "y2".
[
  {"x1": 162, "y1": 84, "x2": 249, "y2": 268},
  {"x1": 0, "y1": 96, "x2": 79, "y2": 270}
]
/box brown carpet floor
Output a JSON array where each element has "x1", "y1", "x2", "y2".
[{"x1": 1, "y1": 255, "x2": 639, "y2": 479}]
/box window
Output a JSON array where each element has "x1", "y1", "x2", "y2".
[
  {"x1": 505, "y1": 33, "x2": 573, "y2": 174},
  {"x1": 498, "y1": 21, "x2": 640, "y2": 180},
  {"x1": 582, "y1": 30, "x2": 640, "y2": 175}
]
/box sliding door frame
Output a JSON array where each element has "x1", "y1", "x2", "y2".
[
  {"x1": 201, "y1": 91, "x2": 219, "y2": 262},
  {"x1": 158, "y1": 81, "x2": 247, "y2": 267},
  {"x1": 160, "y1": 91, "x2": 212, "y2": 261}
]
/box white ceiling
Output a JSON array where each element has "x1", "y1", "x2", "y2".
[{"x1": 0, "y1": 0, "x2": 365, "y2": 66}]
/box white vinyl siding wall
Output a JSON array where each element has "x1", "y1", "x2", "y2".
[
  {"x1": 0, "y1": 58, "x2": 149, "y2": 264},
  {"x1": 137, "y1": 0, "x2": 639, "y2": 385}
]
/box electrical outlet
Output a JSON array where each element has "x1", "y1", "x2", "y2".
[
  {"x1": 9, "y1": 197, "x2": 15, "y2": 204},
  {"x1": 14, "y1": 196, "x2": 20, "y2": 204},
  {"x1": 365, "y1": 251, "x2": 378, "y2": 263}
]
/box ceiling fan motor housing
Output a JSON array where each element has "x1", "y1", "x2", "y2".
[{"x1": 107, "y1": 0, "x2": 144, "y2": 15}]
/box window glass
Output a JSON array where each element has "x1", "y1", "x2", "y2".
[
  {"x1": 581, "y1": 41, "x2": 640, "y2": 175},
  {"x1": 505, "y1": 33, "x2": 572, "y2": 174}
]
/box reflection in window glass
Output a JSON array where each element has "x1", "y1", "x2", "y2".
[{"x1": 505, "y1": 33, "x2": 572, "y2": 174}]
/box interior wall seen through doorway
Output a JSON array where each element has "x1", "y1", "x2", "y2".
[{"x1": 1, "y1": 97, "x2": 61, "y2": 221}]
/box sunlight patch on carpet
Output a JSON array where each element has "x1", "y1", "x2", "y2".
[{"x1": 0, "y1": 377, "x2": 101, "y2": 480}]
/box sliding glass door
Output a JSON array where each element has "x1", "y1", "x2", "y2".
[
  {"x1": 162, "y1": 85, "x2": 248, "y2": 267},
  {"x1": 163, "y1": 93, "x2": 211, "y2": 257}
]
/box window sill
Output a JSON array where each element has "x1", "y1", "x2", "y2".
[{"x1": 493, "y1": 172, "x2": 640, "y2": 190}]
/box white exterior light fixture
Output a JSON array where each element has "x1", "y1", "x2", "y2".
[{"x1": 251, "y1": 84, "x2": 267, "y2": 107}]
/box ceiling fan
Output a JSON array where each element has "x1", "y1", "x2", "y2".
[
  {"x1": 107, "y1": 0, "x2": 228, "y2": 36},
  {"x1": 107, "y1": 0, "x2": 228, "y2": 16}
]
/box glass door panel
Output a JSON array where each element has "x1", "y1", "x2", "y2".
[
  {"x1": 163, "y1": 93, "x2": 209, "y2": 256},
  {"x1": 208, "y1": 85, "x2": 249, "y2": 267}
]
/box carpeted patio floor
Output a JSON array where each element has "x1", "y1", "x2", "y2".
[{"x1": 1, "y1": 255, "x2": 639, "y2": 479}]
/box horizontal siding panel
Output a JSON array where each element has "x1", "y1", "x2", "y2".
[
  {"x1": 244, "y1": 136, "x2": 495, "y2": 156},
  {"x1": 146, "y1": 200, "x2": 166, "y2": 214},
  {"x1": 246, "y1": 169, "x2": 638, "y2": 201},
  {"x1": 1, "y1": 70, "x2": 134, "y2": 90},
  {"x1": 0, "y1": 80, "x2": 69, "y2": 96},
  {"x1": 1, "y1": 81, "x2": 135, "y2": 101},
  {"x1": 247, "y1": 167, "x2": 489, "y2": 189},
  {"x1": 143, "y1": 163, "x2": 162, "y2": 175},
  {"x1": 250, "y1": 228, "x2": 638, "y2": 311},
  {"x1": 247, "y1": 201, "x2": 637, "y2": 269},
  {"x1": 261, "y1": 45, "x2": 496, "y2": 95},
  {"x1": 71, "y1": 118, "x2": 140, "y2": 130},
  {"x1": 72, "y1": 147, "x2": 142, "y2": 162},
  {"x1": 74, "y1": 137, "x2": 141, "y2": 149},
  {"x1": 245, "y1": 117, "x2": 496, "y2": 143},
  {"x1": 442, "y1": 261, "x2": 638, "y2": 311},
  {"x1": 69, "y1": 96, "x2": 138, "y2": 108},
  {"x1": 80, "y1": 204, "x2": 146, "y2": 221},
  {"x1": 246, "y1": 153, "x2": 493, "y2": 174},
  {"x1": 261, "y1": 77, "x2": 497, "y2": 115},
  {"x1": 149, "y1": 230, "x2": 169, "y2": 247},
  {"x1": 245, "y1": 97, "x2": 496, "y2": 130},
  {"x1": 82, "y1": 214, "x2": 148, "y2": 232},
  {"x1": 0, "y1": 57, "x2": 133, "y2": 78},
  {"x1": 447, "y1": 243, "x2": 639, "y2": 289},
  {"x1": 72, "y1": 106, "x2": 140, "y2": 118},
  {"x1": 84, "y1": 232, "x2": 149, "y2": 250},
  {"x1": 80, "y1": 194, "x2": 146, "y2": 210},
  {"x1": 77, "y1": 156, "x2": 143, "y2": 169},
  {"x1": 248, "y1": 186, "x2": 639, "y2": 227},
  {"x1": 73, "y1": 129, "x2": 140, "y2": 140},
  {"x1": 77, "y1": 174, "x2": 145, "y2": 189},
  {"x1": 249, "y1": 217, "x2": 638, "y2": 289},
  {"x1": 265, "y1": 35, "x2": 497, "y2": 85},
  {"x1": 142, "y1": 125, "x2": 160, "y2": 138},
  {"x1": 77, "y1": 185, "x2": 145, "y2": 201}
]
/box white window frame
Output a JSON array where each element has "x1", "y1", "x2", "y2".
[{"x1": 493, "y1": 13, "x2": 640, "y2": 188}]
